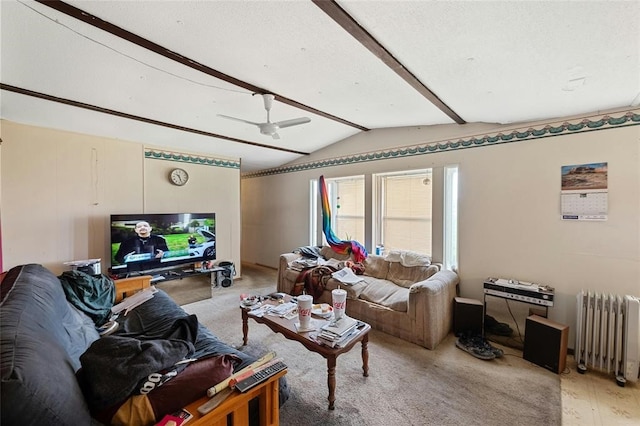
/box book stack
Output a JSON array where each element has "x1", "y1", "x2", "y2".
[{"x1": 317, "y1": 316, "x2": 360, "y2": 348}]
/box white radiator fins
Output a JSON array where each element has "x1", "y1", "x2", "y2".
[
  {"x1": 614, "y1": 294, "x2": 624, "y2": 377},
  {"x1": 575, "y1": 290, "x2": 640, "y2": 386},
  {"x1": 605, "y1": 294, "x2": 615, "y2": 373},
  {"x1": 575, "y1": 292, "x2": 584, "y2": 371},
  {"x1": 622, "y1": 295, "x2": 640, "y2": 382}
]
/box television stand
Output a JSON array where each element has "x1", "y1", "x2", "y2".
[
  {"x1": 152, "y1": 268, "x2": 218, "y2": 283},
  {"x1": 115, "y1": 265, "x2": 222, "y2": 283}
]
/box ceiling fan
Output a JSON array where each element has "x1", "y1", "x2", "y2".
[{"x1": 217, "y1": 93, "x2": 311, "y2": 139}]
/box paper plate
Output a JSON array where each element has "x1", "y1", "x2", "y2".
[{"x1": 312, "y1": 304, "x2": 333, "y2": 317}]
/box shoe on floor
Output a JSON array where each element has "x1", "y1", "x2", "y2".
[
  {"x1": 470, "y1": 334, "x2": 504, "y2": 358},
  {"x1": 484, "y1": 315, "x2": 513, "y2": 336},
  {"x1": 456, "y1": 334, "x2": 495, "y2": 360}
]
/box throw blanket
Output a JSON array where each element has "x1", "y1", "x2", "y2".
[
  {"x1": 293, "y1": 265, "x2": 338, "y2": 299},
  {"x1": 79, "y1": 315, "x2": 199, "y2": 409},
  {"x1": 58, "y1": 270, "x2": 115, "y2": 326}
]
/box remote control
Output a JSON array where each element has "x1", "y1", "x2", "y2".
[{"x1": 234, "y1": 361, "x2": 287, "y2": 393}]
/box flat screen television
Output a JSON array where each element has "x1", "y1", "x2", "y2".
[{"x1": 110, "y1": 213, "x2": 215, "y2": 276}]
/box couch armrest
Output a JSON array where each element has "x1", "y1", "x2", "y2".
[
  {"x1": 277, "y1": 253, "x2": 302, "y2": 293},
  {"x1": 408, "y1": 270, "x2": 459, "y2": 349},
  {"x1": 113, "y1": 275, "x2": 152, "y2": 302}
]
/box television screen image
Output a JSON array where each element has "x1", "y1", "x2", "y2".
[{"x1": 110, "y1": 213, "x2": 215, "y2": 275}]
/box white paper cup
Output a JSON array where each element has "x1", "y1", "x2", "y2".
[
  {"x1": 332, "y1": 289, "x2": 347, "y2": 320},
  {"x1": 297, "y1": 294, "x2": 313, "y2": 329}
]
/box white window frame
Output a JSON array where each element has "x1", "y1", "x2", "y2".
[
  {"x1": 443, "y1": 165, "x2": 459, "y2": 271},
  {"x1": 373, "y1": 168, "x2": 433, "y2": 254},
  {"x1": 310, "y1": 175, "x2": 365, "y2": 246}
]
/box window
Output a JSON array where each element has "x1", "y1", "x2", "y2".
[
  {"x1": 312, "y1": 176, "x2": 365, "y2": 246},
  {"x1": 309, "y1": 166, "x2": 457, "y2": 268},
  {"x1": 374, "y1": 170, "x2": 432, "y2": 255},
  {"x1": 443, "y1": 165, "x2": 459, "y2": 271}
]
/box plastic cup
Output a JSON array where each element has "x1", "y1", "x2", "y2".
[
  {"x1": 297, "y1": 294, "x2": 313, "y2": 329},
  {"x1": 332, "y1": 289, "x2": 347, "y2": 320}
]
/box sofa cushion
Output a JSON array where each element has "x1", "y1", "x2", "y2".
[
  {"x1": 62, "y1": 302, "x2": 103, "y2": 368},
  {"x1": 115, "y1": 289, "x2": 256, "y2": 371},
  {"x1": 1, "y1": 264, "x2": 95, "y2": 425},
  {"x1": 387, "y1": 263, "x2": 439, "y2": 288},
  {"x1": 323, "y1": 277, "x2": 370, "y2": 300},
  {"x1": 358, "y1": 278, "x2": 409, "y2": 312},
  {"x1": 362, "y1": 255, "x2": 389, "y2": 279}
]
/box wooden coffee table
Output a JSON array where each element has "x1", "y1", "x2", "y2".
[{"x1": 241, "y1": 299, "x2": 370, "y2": 410}]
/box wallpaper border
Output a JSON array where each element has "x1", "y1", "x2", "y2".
[
  {"x1": 145, "y1": 148, "x2": 240, "y2": 169},
  {"x1": 242, "y1": 110, "x2": 640, "y2": 179}
]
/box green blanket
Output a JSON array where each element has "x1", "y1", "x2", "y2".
[{"x1": 58, "y1": 270, "x2": 115, "y2": 326}]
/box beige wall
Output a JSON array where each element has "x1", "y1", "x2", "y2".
[
  {"x1": 241, "y1": 110, "x2": 640, "y2": 335},
  {"x1": 0, "y1": 120, "x2": 241, "y2": 275}
]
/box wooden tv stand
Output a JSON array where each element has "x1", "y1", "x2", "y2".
[
  {"x1": 113, "y1": 276, "x2": 286, "y2": 425},
  {"x1": 113, "y1": 275, "x2": 152, "y2": 302}
]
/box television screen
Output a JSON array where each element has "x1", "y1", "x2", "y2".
[{"x1": 110, "y1": 213, "x2": 215, "y2": 276}]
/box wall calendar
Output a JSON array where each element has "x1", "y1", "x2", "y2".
[{"x1": 560, "y1": 162, "x2": 608, "y2": 221}]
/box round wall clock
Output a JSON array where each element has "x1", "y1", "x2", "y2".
[{"x1": 169, "y1": 168, "x2": 189, "y2": 186}]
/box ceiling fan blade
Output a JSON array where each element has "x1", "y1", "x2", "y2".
[
  {"x1": 217, "y1": 114, "x2": 261, "y2": 127},
  {"x1": 275, "y1": 117, "x2": 311, "y2": 129}
]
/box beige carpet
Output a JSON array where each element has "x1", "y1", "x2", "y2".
[{"x1": 174, "y1": 264, "x2": 561, "y2": 425}]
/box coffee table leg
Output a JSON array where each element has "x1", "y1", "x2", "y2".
[
  {"x1": 327, "y1": 356, "x2": 337, "y2": 410},
  {"x1": 361, "y1": 333, "x2": 369, "y2": 377},
  {"x1": 241, "y1": 309, "x2": 249, "y2": 346}
]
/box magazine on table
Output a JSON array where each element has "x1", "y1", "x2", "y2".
[{"x1": 321, "y1": 315, "x2": 357, "y2": 335}]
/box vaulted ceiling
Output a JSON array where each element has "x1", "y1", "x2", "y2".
[{"x1": 2, "y1": 1, "x2": 639, "y2": 172}]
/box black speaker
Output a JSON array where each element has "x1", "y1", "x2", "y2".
[
  {"x1": 523, "y1": 315, "x2": 568, "y2": 374},
  {"x1": 215, "y1": 262, "x2": 235, "y2": 287},
  {"x1": 215, "y1": 269, "x2": 232, "y2": 287},
  {"x1": 454, "y1": 297, "x2": 484, "y2": 336}
]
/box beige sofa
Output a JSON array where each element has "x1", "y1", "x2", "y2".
[{"x1": 278, "y1": 246, "x2": 459, "y2": 349}]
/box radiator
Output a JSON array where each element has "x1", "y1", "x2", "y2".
[{"x1": 575, "y1": 291, "x2": 640, "y2": 386}]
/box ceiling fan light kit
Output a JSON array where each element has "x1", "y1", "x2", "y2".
[{"x1": 218, "y1": 93, "x2": 311, "y2": 139}]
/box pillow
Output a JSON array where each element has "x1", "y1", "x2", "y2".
[
  {"x1": 92, "y1": 354, "x2": 238, "y2": 426},
  {"x1": 363, "y1": 256, "x2": 389, "y2": 279},
  {"x1": 385, "y1": 250, "x2": 431, "y2": 267}
]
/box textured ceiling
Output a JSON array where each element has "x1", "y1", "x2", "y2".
[{"x1": 2, "y1": 0, "x2": 639, "y2": 172}]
